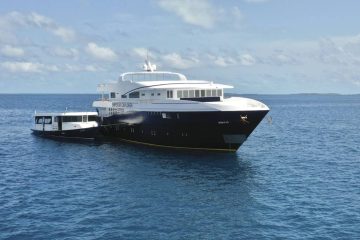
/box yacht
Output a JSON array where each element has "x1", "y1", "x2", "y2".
[
  {"x1": 32, "y1": 112, "x2": 99, "y2": 140},
  {"x1": 93, "y1": 60, "x2": 269, "y2": 151}
]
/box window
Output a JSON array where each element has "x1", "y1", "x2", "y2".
[
  {"x1": 206, "y1": 89, "x2": 211, "y2": 97},
  {"x1": 44, "y1": 117, "x2": 52, "y2": 124},
  {"x1": 141, "y1": 93, "x2": 145, "y2": 97},
  {"x1": 83, "y1": 115, "x2": 88, "y2": 122},
  {"x1": 62, "y1": 116, "x2": 82, "y2": 122},
  {"x1": 183, "y1": 90, "x2": 188, "y2": 98},
  {"x1": 35, "y1": 116, "x2": 43, "y2": 124},
  {"x1": 167, "y1": 90, "x2": 173, "y2": 98},
  {"x1": 189, "y1": 90, "x2": 195, "y2": 98},
  {"x1": 212, "y1": 89, "x2": 216, "y2": 96},
  {"x1": 110, "y1": 92, "x2": 116, "y2": 98},
  {"x1": 151, "y1": 93, "x2": 155, "y2": 96},
  {"x1": 88, "y1": 115, "x2": 98, "y2": 122},
  {"x1": 162, "y1": 113, "x2": 171, "y2": 119},
  {"x1": 217, "y1": 89, "x2": 222, "y2": 97},
  {"x1": 129, "y1": 91, "x2": 140, "y2": 98},
  {"x1": 121, "y1": 94, "x2": 127, "y2": 98},
  {"x1": 201, "y1": 90, "x2": 205, "y2": 97},
  {"x1": 195, "y1": 90, "x2": 200, "y2": 98},
  {"x1": 177, "y1": 90, "x2": 183, "y2": 98},
  {"x1": 157, "y1": 92, "x2": 161, "y2": 96},
  {"x1": 35, "y1": 116, "x2": 52, "y2": 124}
]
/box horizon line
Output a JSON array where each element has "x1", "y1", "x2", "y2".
[{"x1": 0, "y1": 92, "x2": 359, "y2": 96}]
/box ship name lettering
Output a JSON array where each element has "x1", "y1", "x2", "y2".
[{"x1": 113, "y1": 102, "x2": 133, "y2": 108}]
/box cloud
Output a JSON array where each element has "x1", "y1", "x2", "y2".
[
  {"x1": 52, "y1": 47, "x2": 79, "y2": 59},
  {"x1": 132, "y1": 48, "x2": 157, "y2": 60},
  {"x1": 239, "y1": 54, "x2": 256, "y2": 66},
  {"x1": 1, "y1": 45, "x2": 25, "y2": 57},
  {"x1": 84, "y1": 65, "x2": 102, "y2": 72},
  {"x1": 1, "y1": 61, "x2": 105, "y2": 73},
  {"x1": 51, "y1": 26, "x2": 75, "y2": 42},
  {"x1": 86, "y1": 42, "x2": 117, "y2": 61},
  {"x1": 244, "y1": 0, "x2": 269, "y2": 3},
  {"x1": 212, "y1": 56, "x2": 237, "y2": 67},
  {"x1": 231, "y1": 7, "x2": 243, "y2": 21},
  {"x1": 1, "y1": 11, "x2": 75, "y2": 42},
  {"x1": 1, "y1": 61, "x2": 59, "y2": 73},
  {"x1": 317, "y1": 37, "x2": 360, "y2": 66},
  {"x1": 157, "y1": 0, "x2": 217, "y2": 28},
  {"x1": 208, "y1": 53, "x2": 256, "y2": 67},
  {"x1": 64, "y1": 64, "x2": 104, "y2": 72},
  {"x1": 161, "y1": 53, "x2": 199, "y2": 69}
]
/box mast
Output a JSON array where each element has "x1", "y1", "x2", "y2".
[{"x1": 143, "y1": 50, "x2": 157, "y2": 72}]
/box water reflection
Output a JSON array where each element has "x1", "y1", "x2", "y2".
[{"x1": 97, "y1": 141, "x2": 256, "y2": 188}]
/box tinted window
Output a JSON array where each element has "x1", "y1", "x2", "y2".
[
  {"x1": 195, "y1": 90, "x2": 200, "y2": 97},
  {"x1": 177, "y1": 90, "x2": 183, "y2": 98},
  {"x1": 62, "y1": 116, "x2": 82, "y2": 122},
  {"x1": 129, "y1": 91, "x2": 140, "y2": 98},
  {"x1": 44, "y1": 116, "x2": 52, "y2": 124},
  {"x1": 212, "y1": 89, "x2": 216, "y2": 96},
  {"x1": 88, "y1": 116, "x2": 98, "y2": 122},
  {"x1": 110, "y1": 92, "x2": 116, "y2": 98},
  {"x1": 35, "y1": 116, "x2": 43, "y2": 124},
  {"x1": 189, "y1": 90, "x2": 195, "y2": 98}
]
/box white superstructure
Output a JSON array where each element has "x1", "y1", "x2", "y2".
[
  {"x1": 93, "y1": 60, "x2": 268, "y2": 116},
  {"x1": 32, "y1": 112, "x2": 98, "y2": 132}
]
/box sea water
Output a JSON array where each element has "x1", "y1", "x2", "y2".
[{"x1": 0, "y1": 94, "x2": 359, "y2": 239}]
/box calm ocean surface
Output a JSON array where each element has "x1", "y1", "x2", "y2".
[{"x1": 0, "y1": 94, "x2": 359, "y2": 239}]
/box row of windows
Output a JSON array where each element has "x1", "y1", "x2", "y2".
[
  {"x1": 146, "y1": 112, "x2": 180, "y2": 119},
  {"x1": 62, "y1": 116, "x2": 83, "y2": 122},
  {"x1": 108, "y1": 108, "x2": 124, "y2": 115},
  {"x1": 123, "y1": 127, "x2": 189, "y2": 137},
  {"x1": 114, "y1": 91, "x2": 172, "y2": 99},
  {"x1": 110, "y1": 89, "x2": 222, "y2": 99},
  {"x1": 35, "y1": 116, "x2": 97, "y2": 124},
  {"x1": 177, "y1": 89, "x2": 222, "y2": 98},
  {"x1": 35, "y1": 116, "x2": 52, "y2": 124},
  {"x1": 61, "y1": 116, "x2": 98, "y2": 122}
]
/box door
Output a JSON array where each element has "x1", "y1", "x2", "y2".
[{"x1": 58, "y1": 116, "x2": 62, "y2": 131}]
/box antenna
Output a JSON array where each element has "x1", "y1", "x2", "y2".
[{"x1": 143, "y1": 49, "x2": 157, "y2": 72}]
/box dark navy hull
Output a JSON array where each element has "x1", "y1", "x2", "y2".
[
  {"x1": 100, "y1": 110, "x2": 269, "y2": 151},
  {"x1": 32, "y1": 127, "x2": 99, "y2": 140}
]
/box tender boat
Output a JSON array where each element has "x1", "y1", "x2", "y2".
[
  {"x1": 31, "y1": 112, "x2": 99, "y2": 140},
  {"x1": 92, "y1": 60, "x2": 269, "y2": 152}
]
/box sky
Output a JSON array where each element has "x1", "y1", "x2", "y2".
[{"x1": 1, "y1": 0, "x2": 360, "y2": 94}]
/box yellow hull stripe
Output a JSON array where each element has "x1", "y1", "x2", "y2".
[{"x1": 115, "y1": 137, "x2": 238, "y2": 152}]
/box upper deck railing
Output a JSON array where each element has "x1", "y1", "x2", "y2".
[{"x1": 119, "y1": 71, "x2": 187, "y2": 82}]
